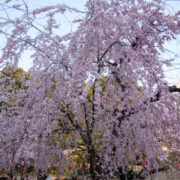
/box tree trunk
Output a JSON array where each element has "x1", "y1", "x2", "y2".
[{"x1": 88, "y1": 146, "x2": 97, "y2": 179}]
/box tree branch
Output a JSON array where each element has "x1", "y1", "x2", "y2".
[
  {"x1": 118, "y1": 85, "x2": 180, "y2": 125},
  {"x1": 98, "y1": 41, "x2": 124, "y2": 62},
  {"x1": 61, "y1": 107, "x2": 88, "y2": 144}
]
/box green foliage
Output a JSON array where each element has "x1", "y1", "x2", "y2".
[
  {"x1": 0, "y1": 66, "x2": 29, "y2": 91},
  {"x1": 87, "y1": 84, "x2": 94, "y2": 101},
  {"x1": 82, "y1": 82, "x2": 87, "y2": 89},
  {"x1": 48, "y1": 76, "x2": 57, "y2": 98},
  {"x1": 98, "y1": 76, "x2": 107, "y2": 95},
  {"x1": 86, "y1": 76, "x2": 107, "y2": 101},
  {"x1": 0, "y1": 66, "x2": 29, "y2": 112}
]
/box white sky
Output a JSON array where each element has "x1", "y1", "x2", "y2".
[{"x1": 0, "y1": 0, "x2": 179, "y2": 85}]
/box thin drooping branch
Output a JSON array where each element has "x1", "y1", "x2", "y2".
[
  {"x1": 0, "y1": 30, "x2": 69, "y2": 71},
  {"x1": 98, "y1": 41, "x2": 124, "y2": 62}
]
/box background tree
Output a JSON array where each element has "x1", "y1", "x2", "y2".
[
  {"x1": 0, "y1": 66, "x2": 29, "y2": 172},
  {"x1": 0, "y1": 0, "x2": 180, "y2": 179}
]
